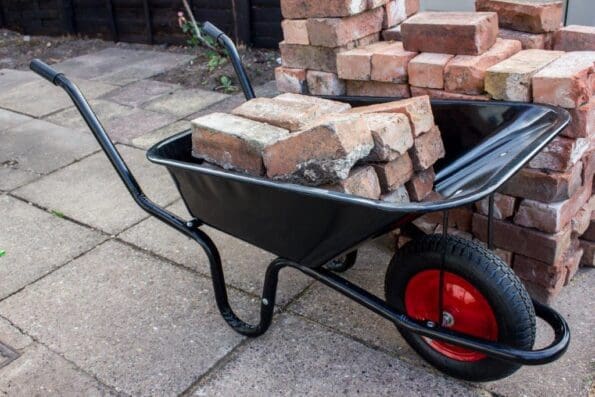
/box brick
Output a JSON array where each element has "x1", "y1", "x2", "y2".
[
  {"x1": 345, "y1": 80, "x2": 410, "y2": 97},
  {"x1": 553, "y1": 25, "x2": 595, "y2": 51},
  {"x1": 307, "y1": 8, "x2": 384, "y2": 48},
  {"x1": 363, "y1": 113, "x2": 414, "y2": 161},
  {"x1": 372, "y1": 153, "x2": 414, "y2": 191},
  {"x1": 231, "y1": 98, "x2": 319, "y2": 131},
  {"x1": 410, "y1": 87, "x2": 490, "y2": 101},
  {"x1": 306, "y1": 71, "x2": 346, "y2": 96},
  {"x1": 485, "y1": 49, "x2": 564, "y2": 102},
  {"x1": 528, "y1": 136, "x2": 589, "y2": 172},
  {"x1": 368, "y1": 0, "x2": 390, "y2": 8},
  {"x1": 191, "y1": 113, "x2": 289, "y2": 176},
  {"x1": 381, "y1": 185, "x2": 411, "y2": 204},
  {"x1": 495, "y1": 248, "x2": 514, "y2": 266},
  {"x1": 498, "y1": 28, "x2": 554, "y2": 50},
  {"x1": 349, "y1": 96, "x2": 434, "y2": 136},
  {"x1": 522, "y1": 278, "x2": 563, "y2": 304},
  {"x1": 275, "y1": 93, "x2": 352, "y2": 113},
  {"x1": 401, "y1": 12, "x2": 499, "y2": 56},
  {"x1": 572, "y1": 204, "x2": 591, "y2": 236},
  {"x1": 337, "y1": 41, "x2": 395, "y2": 81},
  {"x1": 281, "y1": 0, "x2": 368, "y2": 19},
  {"x1": 514, "y1": 254, "x2": 568, "y2": 290},
  {"x1": 275, "y1": 67, "x2": 308, "y2": 94},
  {"x1": 324, "y1": 165, "x2": 382, "y2": 199},
  {"x1": 514, "y1": 183, "x2": 592, "y2": 233},
  {"x1": 582, "y1": 209, "x2": 595, "y2": 242},
  {"x1": 500, "y1": 162, "x2": 583, "y2": 202},
  {"x1": 405, "y1": 167, "x2": 435, "y2": 201},
  {"x1": 263, "y1": 113, "x2": 373, "y2": 185},
  {"x1": 564, "y1": 240, "x2": 583, "y2": 284},
  {"x1": 532, "y1": 51, "x2": 595, "y2": 109},
  {"x1": 476, "y1": 0, "x2": 563, "y2": 33},
  {"x1": 282, "y1": 20, "x2": 309, "y2": 44},
  {"x1": 279, "y1": 33, "x2": 380, "y2": 73},
  {"x1": 409, "y1": 53, "x2": 454, "y2": 89},
  {"x1": 475, "y1": 193, "x2": 516, "y2": 220},
  {"x1": 409, "y1": 126, "x2": 445, "y2": 171},
  {"x1": 419, "y1": 206, "x2": 474, "y2": 232},
  {"x1": 382, "y1": 25, "x2": 402, "y2": 41},
  {"x1": 383, "y1": 0, "x2": 407, "y2": 29},
  {"x1": 370, "y1": 42, "x2": 418, "y2": 83},
  {"x1": 444, "y1": 38, "x2": 522, "y2": 95},
  {"x1": 404, "y1": 0, "x2": 419, "y2": 16},
  {"x1": 579, "y1": 239, "x2": 595, "y2": 267},
  {"x1": 473, "y1": 214, "x2": 572, "y2": 263},
  {"x1": 562, "y1": 97, "x2": 595, "y2": 139}
]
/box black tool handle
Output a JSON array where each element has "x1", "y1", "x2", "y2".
[
  {"x1": 30, "y1": 59, "x2": 63, "y2": 85},
  {"x1": 202, "y1": 22, "x2": 224, "y2": 42}
]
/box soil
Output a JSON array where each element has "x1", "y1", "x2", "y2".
[{"x1": 0, "y1": 29, "x2": 279, "y2": 92}]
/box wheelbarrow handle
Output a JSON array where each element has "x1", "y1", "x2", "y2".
[
  {"x1": 30, "y1": 59, "x2": 63, "y2": 85},
  {"x1": 202, "y1": 22, "x2": 225, "y2": 42}
]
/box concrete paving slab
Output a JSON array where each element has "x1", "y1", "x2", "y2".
[
  {"x1": 45, "y1": 99, "x2": 133, "y2": 132},
  {"x1": 0, "y1": 195, "x2": 105, "y2": 299},
  {"x1": 0, "y1": 317, "x2": 32, "y2": 351},
  {"x1": 143, "y1": 88, "x2": 228, "y2": 118},
  {"x1": 0, "y1": 108, "x2": 33, "y2": 131},
  {"x1": 0, "y1": 240, "x2": 252, "y2": 395},
  {"x1": 0, "y1": 69, "x2": 39, "y2": 92},
  {"x1": 13, "y1": 145, "x2": 180, "y2": 234},
  {"x1": 119, "y1": 200, "x2": 313, "y2": 306},
  {"x1": 0, "y1": 78, "x2": 118, "y2": 117},
  {"x1": 193, "y1": 314, "x2": 483, "y2": 396},
  {"x1": 131, "y1": 120, "x2": 189, "y2": 150},
  {"x1": 100, "y1": 79, "x2": 181, "y2": 108},
  {"x1": 0, "y1": 167, "x2": 40, "y2": 193},
  {"x1": 0, "y1": 343, "x2": 114, "y2": 396},
  {"x1": 0, "y1": 119, "x2": 98, "y2": 175}
]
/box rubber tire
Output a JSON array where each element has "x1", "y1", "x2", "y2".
[
  {"x1": 324, "y1": 251, "x2": 358, "y2": 273},
  {"x1": 385, "y1": 235, "x2": 536, "y2": 382}
]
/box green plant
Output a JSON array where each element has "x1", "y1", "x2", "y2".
[
  {"x1": 0, "y1": 249, "x2": 5, "y2": 258},
  {"x1": 207, "y1": 50, "x2": 227, "y2": 72},
  {"x1": 218, "y1": 75, "x2": 237, "y2": 94},
  {"x1": 51, "y1": 209, "x2": 65, "y2": 218}
]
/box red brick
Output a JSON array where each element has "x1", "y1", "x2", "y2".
[
  {"x1": 409, "y1": 53, "x2": 454, "y2": 89},
  {"x1": 370, "y1": 42, "x2": 418, "y2": 83},
  {"x1": 337, "y1": 41, "x2": 395, "y2": 81},
  {"x1": 191, "y1": 113, "x2": 289, "y2": 176},
  {"x1": 406, "y1": 167, "x2": 435, "y2": 201},
  {"x1": 345, "y1": 80, "x2": 411, "y2": 97},
  {"x1": 381, "y1": 185, "x2": 411, "y2": 204},
  {"x1": 281, "y1": 0, "x2": 368, "y2": 19},
  {"x1": 410, "y1": 87, "x2": 490, "y2": 101},
  {"x1": 562, "y1": 97, "x2": 595, "y2": 139},
  {"x1": 232, "y1": 98, "x2": 319, "y2": 131},
  {"x1": 514, "y1": 255, "x2": 567, "y2": 290},
  {"x1": 529, "y1": 136, "x2": 589, "y2": 172},
  {"x1": 532, "y1": 51, "x2": 595, "y2": 109},
  {"x1": 514, "y1": 183, "x2": 592, "y2": 234},
  {"x1": 275, "y1": 93, "x2": 352, "y2": 113},
  {"x1": 404, "y1": 0, "x2": 419, "y2": 16},
  {"x1": 522, "y1": 278, "x2": 563, "y2": 305},
  {"x1": 572, "y1": 202, "x2": 592, "y2": 236},
  {"x1": 419, "y1": 206, "x2": 474, "y2": 232},
  {"x1": 281, "y1": 19, "x2": 309, "y2": 45},
  {"x1": 581, "y1": 209, "x2": 595, "y2": 242},
  {"x1": 473, "y1": 213, "x2": 572, "y2": 263},
  {"x1": 307, "y1": 8, "x2": 384, "y2": 48},
  {"x1": 325, "y1": 165, "x2": 382, "y2": 199},
  {"x1": 579, "y1": 239, "x2": 595, "y2": 267},
  {"x1": 383, "y1": 0, "x2": 407, "y2": 28},
  {"x1": 382, "y1": 25, "x2": 402, "y2": 41},
  {"x1": 498, "y1": 28, "x2": 554, "y2": 50},
  {"x1": 476, "y1": 0, "x2": 563, "y2": 33},
  {"x1": 306, "y1": 71, "x2": 346, "y2": 96},
  {"x1": 363, "y1": 113, "x2": 414, "y2": 161},
  {"x1": 372, "y1": 153, "x2": 414, "y2": 191},
  {"x1": 275, "y1": 67, "x2": 308, "y2": 94},
  {"x1": 401, "y1": 12, "x2": 499, "y2": 56},
  {"x1": 564, "y1": 240, "x2": 583, "y2": 284},
  {"x1": 349, "y1": 96, "x2": 434, "y2": 136},
  {"x1": 500, "y1": 162, "x2": 583, "y2": 203},
  {"x1": 444, "y1": 38, "x2": 522, "y2": 95},
  {"x1": 554, "y1": 25, "x2": 595, "y2": 51},
  {"x1": 263, "y1": 113, "x2": 373, "y2": 184},
  {"x1": 409, "y1": 126, "x2": 445, "y2": 171},
  {"x1": 475, "y1": 193, "x2": 516, "y2": 220}
]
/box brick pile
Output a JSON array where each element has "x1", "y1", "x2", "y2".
[
  {"x1": 191, "y1": 94, "x2": 444, "y2": 204},
  {"x1": 274, "y1": 0, "x2": 595, "y2": 302}
]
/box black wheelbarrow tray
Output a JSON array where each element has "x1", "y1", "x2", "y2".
[{"x1": 29, "y1": 24, "x2": 572, "y2": 383}]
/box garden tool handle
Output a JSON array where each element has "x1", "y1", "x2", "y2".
[
  {"x1": 202, "y1": 22, "x2": 225, "y2": 42},
  {"x1": 30, "y1": 59, "x2": 63, "y2": 85}
]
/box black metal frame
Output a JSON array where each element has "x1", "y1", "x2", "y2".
[{"x1": 29, "y1": 26, "x2": 571, "y2": 367}]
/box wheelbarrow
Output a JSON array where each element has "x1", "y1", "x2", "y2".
[{"x1": 28, "y1": 22, "x2": 571, "y2": 382}]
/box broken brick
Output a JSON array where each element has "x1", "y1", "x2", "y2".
[
  {"x1": 409, "y1": 126, "x2": 445, "y2": 171},
  {"x1": 306, "y1": 8, "x2": 384, "y2": 47},
  {"x1": 306, "y1": 71, "x2": 346, "y2": 96},
  {"x1": 476, "y1": 0, "x2": 564, "y2": 33},
  {"x1": 553, "y1": 25, "x2": 595, "y2": 51},
  {"x1": 372, "y1": 153, "x2": 414, "y2": 191},
  {"x1": 475, "y1": 193, "x2": 516, "y2": 220},
  {"x1": 363, "y1": 113, "x2": 414, "y2": 161},
  {"x1": 405, "y1": 167, "x2": 435, "y2": 201},
  {"x1": 231, "y1": 97, "x2": 319, "y2": 131},
  {"x1": 275, "y1": 67, "x2": 308, "y2": 94}
]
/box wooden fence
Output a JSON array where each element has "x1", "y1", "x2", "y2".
[{"x1": 0, "y1": 0, "x2": 282, "y2": 48}]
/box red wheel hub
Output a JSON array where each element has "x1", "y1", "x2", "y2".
[{"x1": 404, "y1": 270, "x2": 498, "y2": 362}]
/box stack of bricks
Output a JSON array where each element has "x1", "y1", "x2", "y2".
[
  {"x1": 190, "y1": 94, "x2": 444, "y2": 205},
  {"x1": 276, "y1": 0, "x2": 420, "y2": 96}
]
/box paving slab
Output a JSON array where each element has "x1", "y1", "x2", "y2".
[
  {"x1": 0, "y1": 108, "x2": 33, "y2": 131},
  {"x1": 100, "y1": 79, "x2": 181, "y2": 107},
  {"x1": 0, "y1": 316, "x2": 33, "y2": 351},
  {"x1": 13, "y1": 145, "x2": 180, "y2": 234},
  {"x1": 193, "y1": 314, "x2": 483, "y2": 396},
  {"x1": 119, "y1": 200, "x2": 313, "y2": 306},
  {"x1": 0, "y1": 343, "x2": 114, "y2": 396},
  {"x1": 130, "y1": 120, "x2": 190, "y2": 150},
  {"x1": 0, "y1": 77, "x2": 118, "y2": 117},
  {"x1": 0, "y1": 69, "x2": 39, "y2": 92},
  {"x1": 143, "y1": 88, "x2": 228, "y2": 118},
  {"x1": 0, "y1": 240, "x2": 253, "y2": 395},
  {"x1": 0, "y1": 195, "x2": 105, "y2": 299},
  {"x1": 0, "y1": 167, "x2": 40, "y2": 192}
]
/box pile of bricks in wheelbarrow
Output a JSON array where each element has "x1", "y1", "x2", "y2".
[
  {"x1": 274, "y1": 0, "x2": 595, "y2": 302},
  {"x1": 190, "y1": 94, "x2": 444, "y2": 204}
]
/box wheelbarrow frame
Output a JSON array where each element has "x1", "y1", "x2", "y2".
[{"x1": 28, "y1": 23, "x2": 571, "y2": 368}]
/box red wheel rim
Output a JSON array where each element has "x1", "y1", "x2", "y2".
[{"x1": 404, "y1": 270, "x2": 498, "y2": 362}]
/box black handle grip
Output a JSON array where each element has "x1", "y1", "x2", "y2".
[
  {"x1": 202, "y1": 22, "x2": 225, "y2": 41},
  {"x1": 30, "y1": 59, "x2": 63, "y2": 85}
]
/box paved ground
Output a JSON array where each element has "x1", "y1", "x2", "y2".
[{"x1": 0, "y1": 48, "x2": 593, "y2": 396}]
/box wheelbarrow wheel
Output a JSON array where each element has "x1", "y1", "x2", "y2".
[
  {"x1": 324, "y1": 251, "x2": 358, "y2": 273},
  {"x1": 385, "y1": 234, "x2": 536, "y2": 382}
]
